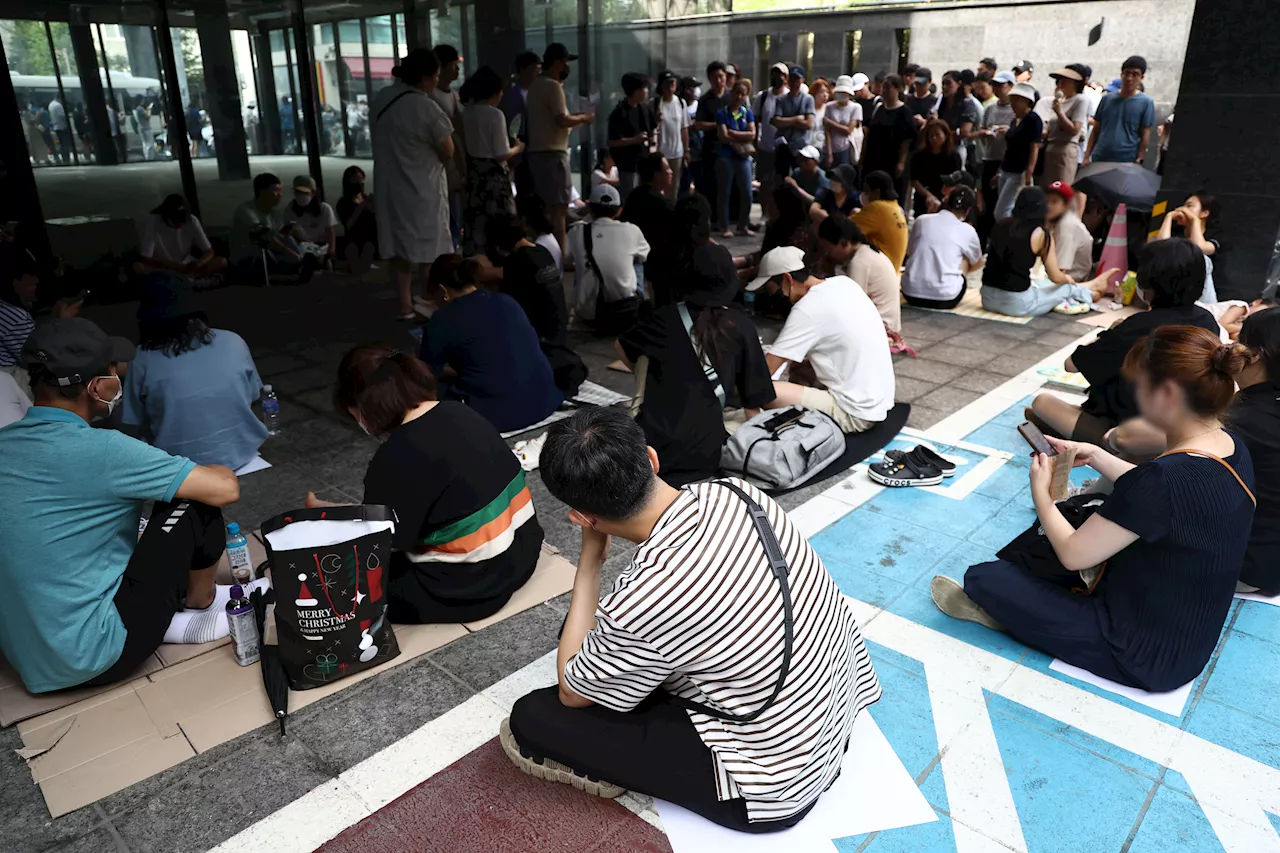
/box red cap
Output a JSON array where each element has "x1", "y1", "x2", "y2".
[{"x1": 1046, "y1": 181, "x2": 1074, "y2": 202}]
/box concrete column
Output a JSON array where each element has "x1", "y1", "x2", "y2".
[
  {"x1": 1158, "y1": 0, "x2": 1280, "y2": 301},
  {"x1": 0, "y1": 30, "x2": 50, "y2": 260},
  {"x1": 253, "y1": 31, "x2": 283, "y2": 155},
  {"x1": 67, "y1": 21, "x2": 117, "y2": 166},
  {"x1": 472, "y1": 0, "x2": 525, "y2": 77},
  {"x1": 195, "y1": 0, "x2": 250, "y2": 180},
  {"x1": 122, "y1": 25, "x2": 160, "y2": 81}
]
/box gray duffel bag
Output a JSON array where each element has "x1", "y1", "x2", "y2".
[{"x1": 720, "y1": 406, "x2": 845, "y2": 491}]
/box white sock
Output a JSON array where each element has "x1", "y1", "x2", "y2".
[{"x1": 163, "y1": 578, "x2": 272, "y2": 645}]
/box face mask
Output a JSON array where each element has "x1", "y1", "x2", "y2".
[
  {"x1": 558, "y1": 66, "x2": 571, "y2": 82},
  {"x1": 92, "y1": 377, "x2": 122, "y2": 419},
  {"x1": 295, "y1": 193, "x2": 311, "y2": 207},
  {"x1": 836, "y1": 94, "x2": 850, "y2": 104}
]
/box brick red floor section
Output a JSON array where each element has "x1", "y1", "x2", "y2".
[{"x1": 314, "y1": 737, "x2": 673, "y2": 853}]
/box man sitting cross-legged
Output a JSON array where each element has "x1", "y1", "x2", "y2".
[
  {"x1": 502, "y1": 407, "x2": 882, "y2": 832},
  {"x1": 751, "y1": 245, "x2": 896, "y2": 433},
  {"x1": 0, "y1": 318, "x2": 242, "y2": 693}
]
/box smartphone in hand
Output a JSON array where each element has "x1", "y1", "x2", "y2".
[{"x1": 1018, "y1": 421, "x2": 1057, "y2": 457}]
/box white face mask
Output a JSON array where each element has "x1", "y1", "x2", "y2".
[
  {"x1": 294, "y1": 193, "x2": 312, "y2": 206},
  {"x1": 92, "y1": 377, "x2": 122, "y2": 418}
]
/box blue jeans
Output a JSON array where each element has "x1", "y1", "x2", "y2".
[
  {"x1": 981, "y1": 280, "x2": 1094, "y2": 317},
  {"x1": 618, "y1": 170, "x2": 640, "y2": 203},
  {"x1": 995, "y1": 171, "x2": 1024, "y2": 220},
  {"x1": 830, "y1": 147, "x2": 851, "y2": 168},
  {"x1": 715, "y1": 156, "x2": 752, "y2": 231}
]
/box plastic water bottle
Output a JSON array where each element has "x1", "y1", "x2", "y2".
[
  {"x1": 226, "y1": 585, "x2": 261, "y2": 667},
  {"x1": 261, "y1": 385, "x2": 280, "y2": 435},
  {"x1": 225, "y1": 523, "x2": 252, "y2": 587},
  {"x1": 743, "y1": 289, "x2": 756, "y2": 316}
]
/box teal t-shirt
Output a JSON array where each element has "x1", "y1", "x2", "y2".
[{"x1": 0, "y1": 407, "x2": 195, "y2": 692}]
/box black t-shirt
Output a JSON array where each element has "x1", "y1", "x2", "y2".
[
  {"x1": 1072, "y1": 304, "x2": 1220, "y2": 423},
  {"x1": 1001, "y1": 112, "x2": 1044, "y2": 174},
  {"x1": 620, "y1": 186, "x2": 673, "y2": 256},
  {"x1": 696, "y1": 90, "x2": 729, "y2": 161},
  {"x1": 607, "y1": 100, "x2": 656, "y2": 172},
  {"x1": 905, "y1": 93, "x2": 938, "y2": 119},
  {"x1": 854, "y1": 93, "x2": 881, "y2": 123},
  {"x1": 1229, "y1": 381, "x2": 1280, "y2": 591},
  {"x1": 335, "y1": 196, "x2": 376, "y2": 247},
  {"x1": 983, "y1": 220, "x2": 1040, "y2": 293},
  {"x1": 499, "y1": 244, "x2": 567, "y2": 344},
  {"x1": 938, "y1": 95, "x2": 980, "y2": 132},
  {"x1": 909, "y1": 148, "x2": 962, "y2": 213},
  {"x1": 814, "y1": 187, "x2": 857, "y2": 219},
  {"x1": 363, "y1": 402, "x2": 544, "y2": 610},
  {"x1": 862, "y1": 104, "x2": 916, "y2": 177},
  {"x1": 619, "y1": 304, "x2": 774, "y2": 485}
]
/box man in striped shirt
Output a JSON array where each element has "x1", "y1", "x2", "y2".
[{"x1": 501, "y1": 408, "x2": 881, "y2": 832}]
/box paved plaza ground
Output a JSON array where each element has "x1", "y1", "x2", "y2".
[{"x1": 4, "y1": 259, "x2": 1276, "y2": 853}]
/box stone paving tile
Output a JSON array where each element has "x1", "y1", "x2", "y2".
[
  {"x1": 943, "y1": 330, "x2": 1027, "y2": 355},
  {"x1": 0, "y1": 729, "x2": 105, "y2": 853},
  {"x1": 892, "y1": 376, "x2": 941, "y2": 403},
  {"x1": 893, "y1": 358, "x2": 970, "y2": 384},
  {"x1": 911, "y1": 343, "x2": 998, "y2": 369},
  {"x1": 429, "y1": 606, "x2": 566, "y2": 694},
  {"x1": 906, "y1": 404, "x2": 948, "y2": 430},
  {"x1": 914, "y1": 385, "x2": 984, "y2": 414},
  {"x1": 949, "y1": 369, "x2": 1013, "y2": 394}
]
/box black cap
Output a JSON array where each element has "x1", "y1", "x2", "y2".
[
  {"x1": 979, "y1": 57, "x2": 997, "y2": 69},
  {"x1": 914, "y1": 67, "x2": 933, "y2": 81},
  {"x1": 1013, "y1": 59, "x2": 1034, "y2": 75},
  {"x1": 543, "y1": 42, "x2": 578, "y2": 65},
  {"x1": 1122, "y1": 55, "x2": 1148, "y2": 74},
  {"x1": 152, "y1": 194, "x2": 190, "y2": 222},
  {"x1": 658, "y1": 70, "x2": 678, "y2": 86},
  {"x1": 137, "y1": 276, "x2": 205, "y2": 326},
  {"x1": 828, "y1": 163, "x2": 859, "y2": 194},
  {"x1": 679, "y1": 75, "x2": 700, "y2": 90},
  {"x1": 958, "y1": 69, "x2": 976, "y2": 85},
  {"x1": 682, "y1": 244, "x2": 740, "y2": 308},
  {"x1": 942, "y1": 170, "x2": 976, "y2": 189},
  {"x1": 1067, "y1": 62, "x2": 1092, "y2": 81},
  {"x1": 862, "y1": 170, "x2": 899, "y2": 202},
  {"x1": 22, "y1": 318, "x2": 135, "y2": 386}
]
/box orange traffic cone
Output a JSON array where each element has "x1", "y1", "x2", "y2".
[{"x1": 1097, "y1": 202, "x2": 1129, "y2": 297}]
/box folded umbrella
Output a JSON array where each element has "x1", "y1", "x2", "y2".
[
  {"x1": 252, "y1": 587, "x2": 289, "y2": 737},
  {"x1": 1073, "y1": 162, "x2": 1161, "y2": 212}
]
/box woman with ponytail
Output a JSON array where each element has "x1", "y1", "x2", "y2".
[
  {"x1": 616, "y1": 196, "x2": 776, "y2": 486},
  {"x1": 1230, "y1": 308, "x2": 1280, "y2": 594},
  {"x1": 933, "y1": 324, "x2": 1257, "y2": 692},
  {"x1": 323, "y1": 342, "x2": 543, "y2": 624}
]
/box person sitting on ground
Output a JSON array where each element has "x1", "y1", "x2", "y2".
[
  {"x1": 502, "y1": 407, "x2": 882, "y2": 831},
  {"x1": 420, "y1": 255, "x2": 562, "y2": 432},
  {"x1": 751, "y1": 245, "x2": 895, "y2": 434},
  {"x1": 135, "y1": 194, "x2": 227, "y2": 281},
  {"x1": 520, "y1": 195, "x2": 565, "y2": 276},
  {"x1": 1029, "y1": 239, "x2": 1219, "y2": 451},
  {"x1": 1228, "y1": 309, "x2": 1280, "y2": 595},
  {"x1": 286, "y1": 175, "x2": 339, "y2": 263},
  {"x1": 910, "y1": 118, "x2": 962, "y2": 217},
  {"x1": 852, "y1": 170, "x2": 909, "y2": 271},
  {"x1": 900, "y1": 186, "x2": 984, "y2": 310},
  {"x1": 567, "y1": 184, "x2": 650, "y2": 337},
  {"x1": 620, "y1": 153, "x2": 675, "y2": 286},
  {"x1": 2, "y1": 244, "x2": 81, "y2": 396},
  {"x1": 230, "y1": 172, "x2": 317, "y2": 283},
  {"x1": 1044, "y1": 181, "x2": 1093, "y2": 282},
  {"x1": 0, "y1": 318, "x2": 241, "y2": 693},
  {"x1": 817, "y1": 214, "x2": 901, "y2": 332},
  {"x1": 933, "y1": 325, "x2": 1256, "y2": 693},
  {"x1": 481, "y1": 212, "x2": 568, "y2": 345},
  {"x1": 1151, "y1": 190, "x2": 1232, "y2": 306},
  {"x1": 617, "y1": 205, "x2": 775, "y2": 486},
  {"x1": 336, "y1": 165, "x2": 378, "y2": 274},
  {"x1": 981, "y1": 187, "x2": 1117, "y2": 317},
  {"x1": 311, "y1": 344, "x2": 543, "y2": 623},
  {"x1": 590, "y1": 147, "x2": 619, "y2": 191},
  {"x1": 807, "y1": 162, "x2": 857, "y2": 224},
  {"x1": 786, "y1": 145, "x2": 829, "y2": 199},
  {"x1": 121, "y1": 279, "x2": 267, "y2": 470}
]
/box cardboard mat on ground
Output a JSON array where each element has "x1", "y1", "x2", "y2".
[
  {"x1": 11, "y1": 542, "x2": 575, "y2": 818},
  {"x1": 905, "y1": 283, "x2": 1035, "y2": 325}
]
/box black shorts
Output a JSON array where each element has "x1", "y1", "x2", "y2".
[
  {"x1": 1070, "y1": 410, "x2": 1118, "y2": 447},
  {"x1": 775, "y1": 145, "x2": 797, "y2": 177},
  {"x1": 85, "y1": 499, "x2": 225, "y2": 687}
]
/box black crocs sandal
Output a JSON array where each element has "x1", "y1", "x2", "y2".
[
  {"x1": 884, "y1": 446, "x2": 957, "y2": 478},
  {"x1": 869, "y1": 448, "x2": 945, "y2": 487}
]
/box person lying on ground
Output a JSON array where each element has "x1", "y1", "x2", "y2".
[
  {"x1": 616, "y1": 203, "x2": 775, "y2": 487},
  {"x1": 229, "y1": 172, "x2": 319, "y2": 284},
  {"x1": 0, "y1": 318, "x2": 241, "y2": 693},
  {"x1": 817, "y1": 214, "x2": 902, "y2": 332},
  {"x1": 899, "y1": 186, "x2": 984, "y2": 310},
  {"x1": 567, "y1": 184, "x2": 649, "y2": 337},
  {"x1": 981, "y1": 187, "x2": 1117, "y2": 317},
  {"x1": 752, "y1": 245, "x2": 895, "y2": 434},
  {"x1": 1227, "y1": 309, "x2": 1280, "y2": 595},
  {"x1": 135, "y1": 194, "x2": 227, "y2": 280},
  {"x1": 502, "y1": 407, "x2": 882, "y2": 832},
  {"x1": 121, "y1": 278, "x2": 267, "y2": 470},
  {"x1": 305, "y1": 344, "x2": 543, "y2": 624},
  {"x1": 932, "y1": 325, "x2": 1255, "y2": 694},
  {"x1": 419, "y1": 255, "x2": 562, "y2": 432},
  {"x1": 1029, "y1": 239, "x2": 1219, "y2": 452}
]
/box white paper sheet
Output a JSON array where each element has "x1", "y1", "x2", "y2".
[
  {"x1": 235, "y1": 454, "x2": 272, "y2": 476},
  {"x1": 655, "y1": 712, "x2": 936, "y2": 853},
  {"x1": 1234, "y1": 590, "x2": 1280, "y2": 607},
  {"x1": 1048, "y1": 658, "x2": 1193, "y2": 717}
]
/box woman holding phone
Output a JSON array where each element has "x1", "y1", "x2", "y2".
[
  {"x1": 460, "y1": 66, "x2": 525, "y2": 254},
  {"x1": 931, "y1": 325, "x2": 1257, "y2": 692}
]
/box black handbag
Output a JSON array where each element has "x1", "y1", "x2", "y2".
[{"x1": 996, "y1": 493, "x2": 1107, "y2": 592}]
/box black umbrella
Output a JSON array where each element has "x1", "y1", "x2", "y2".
[
  {"x1": 1072, "y1": 162, "x2": 1162, "y2": 212},
  {"x1": 252, "y1": 587, "x2": 289, "y2": 737}
]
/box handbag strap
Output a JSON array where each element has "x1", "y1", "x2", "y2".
[
  {"x1": 1157, "y1": 449, "x2": 1257, "y2": 507},
  {"x1": 666, "y1": 480, "x2": 793, "y2": 724},
  {"x1": 375, "y1": 89, "x2": 417, "y2": 123},
  {"x1": 261, "y1": 504, "x2": 399, "y2": 537},
  {"x1": 676, "y1": 302, "x2": 726, "y2": 408}
]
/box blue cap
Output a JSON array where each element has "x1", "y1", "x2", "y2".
[
  {"x1": 1105, "y1": 78, "x2": 1123, "y2": 93},
  {"x1": 788, "y1": 64, "x2": 806, "y2": 79},
  {"x1": 227, "y1": 522, "x2": 241, "y2": 535}
]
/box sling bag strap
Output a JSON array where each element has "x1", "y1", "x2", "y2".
[
  {"x1": 260, "y1": 504, "x2": 399, "y2": 537},
  {"x1": 1157, "y1": 449, "x2": 1257, "y2": 506},
  {"x1": 375, "y1": 89, "x2": 417, "y2": 123},
  {"x1": 666, "y1": 480, "x2": 794, "y2": 724},
  {"x1": 676, "y1": 302, "x2": 727, "y2": 409}
]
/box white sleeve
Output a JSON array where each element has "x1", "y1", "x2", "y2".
[
  {"x1": 768, "y1": 306, "x2": 820, "y2": 364},
  {"x1": 138, "y1": 216, "x2": 157, "y2": 259},
  {"x1": 962, "y1": 225, "x2": 983, "y2": 264},
  {"x1": 323, "y1": 203, "x2": 339, "y2": 230},
  {"x1": 190, "y1": 217, "x2": 212, "y2": 253}
]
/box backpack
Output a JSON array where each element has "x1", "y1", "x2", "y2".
[{"x1": 720, "y1": 407, "x2": 845, "y2": 491}]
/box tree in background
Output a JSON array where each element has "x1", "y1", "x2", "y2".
[{"x1": 3, "y1": 20, "x2": 77, "y2": 77}]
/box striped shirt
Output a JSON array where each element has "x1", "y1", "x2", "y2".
[
  {"x1": 0, "y1": 301, "x2": 34, "y2": 368},
  {"x1": 564, "y1": 479, "x2": 881, "y2": 822}
]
